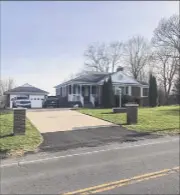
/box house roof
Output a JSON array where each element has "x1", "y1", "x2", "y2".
[
  {"x1": 73, "y1": 72, "x2": 109, "y2": 83},
  {"x1": 55, "y1": 71, "x2": 149, "y2": 88},
  {"x1": 55, "y1": 72, "x2": 110, "y2": 88},
  {"x1": 4, "y1": 83, "x2": 49, "y2": 95},
  {"x1": 138, "y1": 81, "x2": 149, "y2": 86}
]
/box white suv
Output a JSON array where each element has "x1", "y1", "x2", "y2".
[{"x1": 12, "y1": 96, "x2": 31, "y2": 108}]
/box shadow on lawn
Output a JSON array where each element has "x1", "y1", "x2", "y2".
[{"x1": 0, "y1": 133, "x2": 14, "y2": 138}]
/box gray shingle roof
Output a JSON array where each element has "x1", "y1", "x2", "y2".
[
  {"x1": 55, "y1": 72, "x2": 110, "y2": 87},
  {"x1": 4, "y1": 83, "x2": 49, "y2": 94},
  {"x1": 73, "y1": 72, "x2": 109, "y2": 83},
  {"x1": 55, "y1": 71, "x2": 149, "y2": 88},
  {"x1": 138, "y1": 81, "x2": 149, "y2": 85}
]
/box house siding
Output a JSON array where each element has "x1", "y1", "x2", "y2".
[
  {"x1": 132, "y1": 86, "x2": 140, "y2": 97},
  {"x1": 141, "y1": 97, "x2": 149, "y2": 106}
]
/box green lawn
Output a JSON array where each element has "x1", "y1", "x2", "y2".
[
  {"x1": 0, "y1": 111, "x2": 43, "y2": 156},
  {"x1": 79, "y1": 105, "x2": 180, "y2": 134}
]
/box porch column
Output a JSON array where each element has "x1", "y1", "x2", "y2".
[
  {"x1": 64, "y1": 86, "x2": 66, "y2": 97},
  {"x1": 68, "y1": 85, "x2": 70, "y2": 94},
  {"x1": 64, "y1": 86, "x2": 66, "y2": 96},
  {"x1": 80, "y1": 85, "x2": 82, "y2": 95},
  {"x1": 90, "y1": 85, "x2": 92, "y2": 95},
  {"x1": 128, "y1": 86, "x2": 132, "y2": 96},
  {"x1": 65, "y1": 85, "x2": 68, "y2": 96},
  {"x1": 62, "y1": 86, "x2": 64, "y2": 97},
  {"x1": 71, "y1": 84, "x2": 73, "y2": 94},
  {"x1": 140, "y1": 87, "x2": 143, "y2": 97}
]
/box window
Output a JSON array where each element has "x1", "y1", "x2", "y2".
[
  {"x1": 143, "y1": 88, "x2": 148, "y2": 97},
  {"x1": 34, "y1": 98, "x2": 36, "y2": 100},
  {"x1": 37, "y1": 98, "x2": 40, "y2": 100}
]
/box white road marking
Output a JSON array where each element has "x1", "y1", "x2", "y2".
[{"x1": 0, "y1": 138, "x2": 179, "y2": 168}]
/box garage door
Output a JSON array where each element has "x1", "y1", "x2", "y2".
[
  {"x1": 31, "y1": 99, "x2": 42, "y2": 108},
  {"x1": 30, "y1": 95, "x2": 44, "y2": 108}
]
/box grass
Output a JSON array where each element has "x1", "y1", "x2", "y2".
[
  {"x1": 0, "y1": 111, "x2": 43, "y2": 156},
  {"x1": 79, "y1": 105, "x2": 180, "y2": 134}
]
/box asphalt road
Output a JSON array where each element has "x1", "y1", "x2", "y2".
[{"x1": 1, "y1": 136, "x2": 179, "y2": 194}]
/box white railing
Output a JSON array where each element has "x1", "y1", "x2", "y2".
[
  {"x1": 68, "y1": 94, "x2": 84, "y2": 106},
  {"x1": 80, "y1": 95, "x2": 84, "y2": 107},
  {"x1": 90, "y1": 94, "x2": 95, "y2": 107},
  {"x1": 68, "y1": 94, "x2": 72, "y2": 102},
  {"x1": 68, "y1": 94, "x2": 81, "y2": 102}
]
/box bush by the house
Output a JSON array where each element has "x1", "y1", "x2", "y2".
[
  {"x1": 114, "y1": 95, "x2": 136, "y2": 107},
  {"x1": 101, "y1": 76, "x2": 114, "y2": 108},
  {"x1": 149, "y1": 73, "x2": 158, "y2": 107},
  {"x1": 107, "y1": 76, "x2": 115, "y2": 107},
  {"x1": 134, "y1": 97, "x2": 141, "y2": 105},
  {"x1": 172, "y1": 77, "x2": 180, "y2": 104}
]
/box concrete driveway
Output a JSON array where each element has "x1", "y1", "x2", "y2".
[{"x1": 27, "y1": 109, "x2": 114, "y2": 133}]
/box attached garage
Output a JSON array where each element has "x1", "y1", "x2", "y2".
[{"x1": 4, "y1": 83, "x2": 49, "y2": 108}]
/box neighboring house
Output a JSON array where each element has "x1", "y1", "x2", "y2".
[
  {"x1": 4, "y1": 83, "x2": 49, "y2": 108},
  {"x1": 55, "y1": 67, "x2": 149, "y2": 107}
]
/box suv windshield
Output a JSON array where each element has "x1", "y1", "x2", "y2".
[
  {"x1": 16, "y1": 97, "x2": 29, "y2": 100},
  {"x1": 19, "y1": 101, "x2": 31, "y2": 104}
]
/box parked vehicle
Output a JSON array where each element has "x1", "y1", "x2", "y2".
[
  {"x1": 12, "y1": 96, "x2": 31, "y2": 108},
  {"x1": 43, "y1": 96, "x2": 59, "y2": 108}
]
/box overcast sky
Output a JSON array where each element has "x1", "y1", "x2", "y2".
[{"x1": 1, "y1": 1, "x2": 179, "y2": 95}]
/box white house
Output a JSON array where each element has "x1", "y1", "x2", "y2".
[
  {"x1": 4, "y1": 83, "x2": 49, "y2": 108},
  {"x1": 54, "y1": 67, "x2": 149, "y2": 107}
]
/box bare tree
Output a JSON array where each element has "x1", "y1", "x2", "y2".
[
  {"x1": 122, "y1": 35, "x2": 151, "y2": 80},
  {"x1": 152, "y1": 14, "x2": 180, "y2": 56},
  {"x1": 84, "y1": 43, "x2": 110, "y2": 72},
  {"x1": 84, "y1": 41, "x2": 123, "y2": 73},
  {"x1": 108, "y1": 41, "x2": 123, "y2": 72},
  {"x1": 154, "y1": 48, "x2": 178, "y2": 103},
  {"x1": 0, "y1": 78, "x2": 15, "y2": 95},
  {"x1": 152, "y1": 14, "x2": 180, "y2": 104}
]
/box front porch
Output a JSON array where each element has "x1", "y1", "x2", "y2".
[{"x1": 57, "y1": 84, "x2": 101, "y2": 107}]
